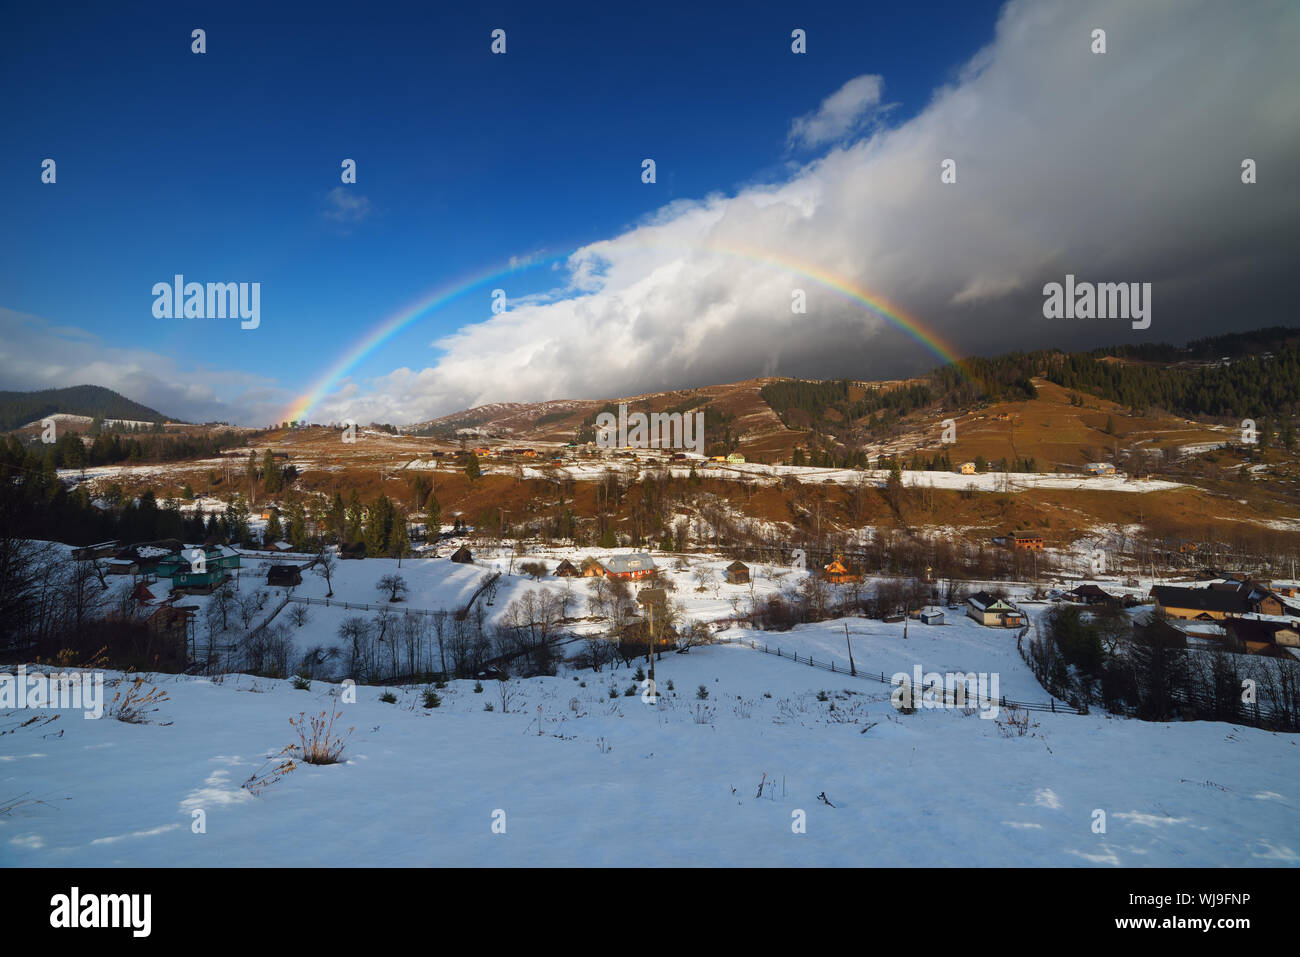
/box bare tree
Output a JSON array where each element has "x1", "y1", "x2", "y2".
[
  {"x1": 315, "y1": 548, "x2": 338, "y2": 597},
  {"x1": 377, "y1": 573, "x2": 408, "y2": 603}
]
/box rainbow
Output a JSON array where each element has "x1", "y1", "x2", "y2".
[{"x1": 281, "y1": 243, "x2": 966, "y2": 424}]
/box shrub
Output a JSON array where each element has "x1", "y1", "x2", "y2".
[
  {"x1": 289, "y1": 709, "x2": 354, "y2": 765},
  {"x1": 107, "y1": 677, "x2": 170, "y2": 724},
  {"x1": 817, "y1": 690, "x2": 829, "y2": 702},
  {"x1": 473, "y1": 680, "x2": 484, "y2": 693},
  {"x1": 423, "y1": 689, "x2": 441, "y2": 709},
  {"x1": 624, "y1": 685, "x2": 637, "y2": 697},
  {"x1": 696, "y1": 685, "x2": 709, "y2": 700},
  {"x1": 380, "y1": 690, "x2": 397, "y2": 704},
  {"x1": 292, "y1": 675, "x2": 311, "y2": 691},
  {"x1": 483, "y1": 702, "x2": 494, "y2": 712}
]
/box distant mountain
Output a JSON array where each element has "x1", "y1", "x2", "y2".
[{"x1": 0, "y1": 385, "x2": 172, "y2": 431}]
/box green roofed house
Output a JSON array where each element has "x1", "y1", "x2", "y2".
[{"x1": 159, "y1": 544, "x2": 241, "y2": 592}]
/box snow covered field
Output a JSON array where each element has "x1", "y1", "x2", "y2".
[
  {"x1": 3, "y1": 629, "x2": 1296, "y2": 867},
  {"x1": 5, "y1": 550, "x2": 1297, "y2": 867}
]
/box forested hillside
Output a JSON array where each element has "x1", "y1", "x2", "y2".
[{"x1": 0, "y1": 385, "x2": 170, "y2": 430}]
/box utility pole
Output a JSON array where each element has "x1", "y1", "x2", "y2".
[{"x1": 637, "y1": 587, "x2": 666, "y2": 697}]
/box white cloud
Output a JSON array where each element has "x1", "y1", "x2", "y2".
[
  {"x1": 310, "y1": 0, "x2": 1298, "y2": 426},
  {"x1": 788, "y1": 74, "x2": 889, "y2": 149},
  {"x1": 322, "y1": 187, "x2": 372, "y2": 225}
]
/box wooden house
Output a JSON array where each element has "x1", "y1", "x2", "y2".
[
  {"x1": 449, "y1": 545, "x2": 474, "y2": 564},
  {"x1": 822, "y1": 556, "x2": 861, "y2": 584},
  {"x1": 1066, "y1": 584, "x2": 1114, "y2": 605},
  {"x1": 1152, "y1": 583, "x2": 1290, "y2": 620},
  {"x1": 554, "y1": 558, "x2": 579, "y2": 577},
  {"x1": 724, "y1": 560, "x2": 750, "y2": 585},
  {"x1": 106, "y1": 558, "x2": 139, "y2": 576},
  {"x1": 580, "y1": 556, "x2": 606, "y2": 577},
  {"x1": 267, "y1": 564, "x2": 303, "y2": 587}
]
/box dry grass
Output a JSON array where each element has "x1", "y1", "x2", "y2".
[
  {"x1": 106, "y1": 676, "x2": 171, "y2": 724},
  {"x1": 289, "y1": 709, "x2": 354, "y2": 765}
]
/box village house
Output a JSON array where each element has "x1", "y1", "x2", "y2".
[
  {"x1": 726, "y1": 452, "x2": 746, "y2": 464},
  {"x1": 105, "y1": 557, "x2": 140, "y2": 576},
  {"x1": 145, "y1": 602, "x2": 196, "y2": 646},
  {"x1": 603, "y1": 553, "x2": 657, "y2": 580},
  {"x1": 1008, "y1": 532, "x2": 1045, "y2": 551},
  {"x1": 960, "y1": 462, "x2": 976, "y2": 475},
  {"x1": 966, "y1": 591, "x2": 1026, "y2": 628},
  {"x1": 1066, "y1": 583, "x2": 1115, "y2": 605},
  {"x1": 1224, "y1": 617, "x2": 1300, "y2": 653},
  {"x1": 724, "y1": 560, "x2": 750, "y2": 585},
  {"x1": 449, "y1": 545, "x2": 474, "y2": 564},
  {"x1": 1085, "y1": 462, "x2": 1117, "y2": 476},
  {"x1": 553, "y1": 558, "x2": 579, "y2": 577},
  {"x1": 1152, "y1": 582, "x2": 1293, "y2": 620}
]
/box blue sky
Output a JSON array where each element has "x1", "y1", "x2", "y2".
[{"x1": 2, "y1": 0, "x2": 1295, "y2": 425}]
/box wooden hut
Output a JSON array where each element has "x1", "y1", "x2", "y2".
[{"x1": 724, "y1": 560, "x2": 750, "y2": 585}]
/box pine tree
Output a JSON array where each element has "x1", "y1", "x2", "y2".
[
  {"x1": 424, "y1": 493, "x2": 442, "y2": 542},
  {"x1": 391, "y1": 516, "x2": 410, "y2": 564},
  {"x1": 330, "y1": 492, "x2": 346, "y2": 541},
  {"x1": 287, "y1": 499, "x2": 308, "y2": 550},
  {"x1": 345, "y1": 490, "x2": 364, "y2": 543},
  {"x1": 265, "y1": 510, "x2": 283, "y2": 542},
  {"x1": 262, "y1": 448, "x2": 280, "y2": 493}
]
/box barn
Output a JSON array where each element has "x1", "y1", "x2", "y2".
[{"x1": 724, "y1": 560, "x2": 750, "y2": 585}]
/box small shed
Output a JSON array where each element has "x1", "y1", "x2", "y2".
[
  {"x1": 340, "y1": 542, "x2": 366, "y2": 560},
  {"x1": 554, "y1": 558, "x2": 579, "y2": 577},
  {"x1": 725, "y1": 560, "x2": 750, "y2": 585},
  {"x1": 449, "y1": 545, "x2": 474, "y2": 564},
  {"x1": 919, "y1": 609, "x2": 945, "y2": 625},
  {"x1": 580, "y1": 557, "x2": 606, "y2": 577},
  {"x1": 267, "y1": 564, "x2": 302, "y2": 587}
]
